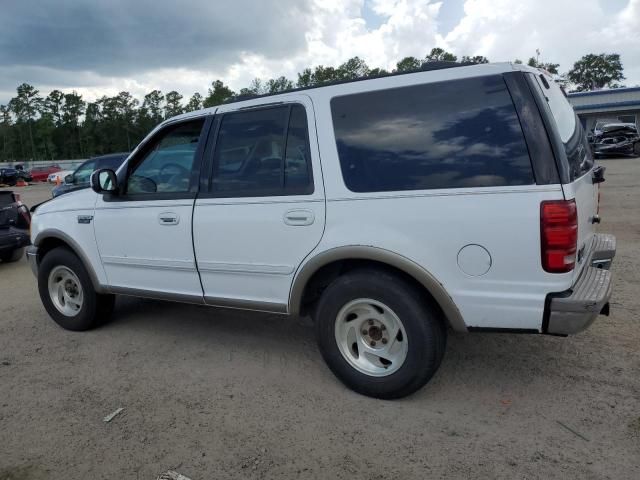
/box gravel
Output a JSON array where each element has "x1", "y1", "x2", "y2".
[{"x1": 1, "y1": 160, "x2": 639, "y2": 479}]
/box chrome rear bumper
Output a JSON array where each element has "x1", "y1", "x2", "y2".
[{"x1": 546, "y1": 233, "x2": 616, "y2": 335}]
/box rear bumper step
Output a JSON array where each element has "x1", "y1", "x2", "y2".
[
  {"x1": 546, "y1": 233, "x2": 615, "y2": 336},
  {"x1": 590, "y1": 233, "x2": 616, "y2": 269}
]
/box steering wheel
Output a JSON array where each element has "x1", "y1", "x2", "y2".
[
  {"x1": 128, "y1": 175, "x2": 157, "y2": 193},
  {"x1": 158, "y1": 163, "x2": 190, "y2": 184}
]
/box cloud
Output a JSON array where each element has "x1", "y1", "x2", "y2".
[
  {"x1": 212, "y1": 0, "x2": 445, "y2": 94},
  {"x1": 444, "y1": 0, "x2": 640, "y2": 84},
  {"x1": 0, "y1": 0, "x2": 638, "y2": 105},
  {"x1": 0, "y1": 0, "x2": 312, "y2": 75}
]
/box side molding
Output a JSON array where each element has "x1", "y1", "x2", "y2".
[
  {"x1": 34, "y1": 229, "x2": 107, "y2": 294},
  {"x1": 111, "y1": 286, "x2": 205, "y2": 305},
  {"x1": 204, "y1": 296, "x2": 288, "y2": 314},
  {"x1": 289, "y1": 246, "x2": 468, "y2": 332}
]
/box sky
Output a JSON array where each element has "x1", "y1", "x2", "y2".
[{"x1": 0, "y1": 0, "x2": 638, "y2": 105}]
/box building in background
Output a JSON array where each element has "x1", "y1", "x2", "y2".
[{"x1": 568, "y1": 87, "x2": 640, "y2": 132}]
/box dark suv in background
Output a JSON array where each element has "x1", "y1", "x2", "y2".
[
  {"x1": 52, "y1": 153, "x2": 128, "y2": 197},
  {"x1": 0, "y1": 167, "x2": 19, "y2": 186},
  {"x1": 0, "y1": 191, "x2": 31, "y2": 263}
]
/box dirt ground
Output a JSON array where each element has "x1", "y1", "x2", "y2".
[{"x1": 1, "y1": 160, "x2": 639, "y2": 480}]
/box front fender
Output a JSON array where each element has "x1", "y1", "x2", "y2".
[{"x1": 33, "y1": 228, "x2": 108, "y2": 293}]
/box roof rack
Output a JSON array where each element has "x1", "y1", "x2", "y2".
[{"x1": 221, "y1": 61, "x2": 478, "y2": 105}]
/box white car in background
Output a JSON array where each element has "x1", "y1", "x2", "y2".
[{"x1": 47, "y1": 170, "x2": 74, "y2": 184}]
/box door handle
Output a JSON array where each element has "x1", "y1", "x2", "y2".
[
  {"x1": 158, "y1": 212, "x2": 179, "y2": 225},
  {"x1": 284, "y1": 209, "x2": 315, "y2": 226}
]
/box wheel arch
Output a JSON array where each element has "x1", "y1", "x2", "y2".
[
  {"x1": 289, "y1": 246, "x2": 467, "y2": 332},
  {"x1": 34, "y1": 229, "x2": 107, "y2": 293}
]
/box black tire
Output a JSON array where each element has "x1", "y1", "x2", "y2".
[
  {"x1": 38, "y1": 247, "x2": 115, "y2": 331},
  {"x1": 0, "y1": 247, "x2": 24, "y2": 263},
  {"x1": 315, "y1": 268, "x2": 447, "y2": 399}
]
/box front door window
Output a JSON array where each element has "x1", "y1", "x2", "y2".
[{"x1": 127, "y1": 120, "x2": 204, "y2": 194}]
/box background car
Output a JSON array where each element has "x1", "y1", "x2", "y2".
[
  {"x1": 13, "y1": 164, "x2": 33, "y2": 182},
  {"x1": 51, "y1": 153, "x2": 129, "y2": 197},
  {"x1": 30, "y1": 165, "x2": 61, "y2": 182},
  {"x1": 47, "y1": 170, "x2": 75, "y2": 184},
  {"x1": 0, "y1": 167, "x2": 18, "y2": 186},
  {"x1": 0, "y1": 190, "x2": 31, "y2": 263},
  {"x1": 590, "y1": 123, "x2": 640, "y2": 158}
]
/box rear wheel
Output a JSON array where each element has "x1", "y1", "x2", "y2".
[
  {"x1": 0, "y1": 247, "x2": 24, "y2": 263},
  {"x1": 38, "y1": 247, "x2": 115, "y2": 331},
  {"x1": 315, "y1": 269, "x2": 447, "y2": 399}
]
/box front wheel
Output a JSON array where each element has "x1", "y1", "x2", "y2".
[
  {"x1": 315, "y1": 269, "x2": 447, "y2": 399},
  {"x1": 38, "y1": 247, "x2": 115, "y2": 331}
]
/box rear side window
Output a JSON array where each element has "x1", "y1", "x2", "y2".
[
  {"x1": 531, "y1": 74, "x2": 593, "y2": 181},
  {"x1": 331, "y1": 75, "x2": 534, "y2": 193},
  {"x1": 211, "y1": 104, "x2": 313, "y2": 197}
]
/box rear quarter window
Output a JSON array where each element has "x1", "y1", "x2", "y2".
[
  {"x1": 330, "y1": 75, "x2": 534, "y2": 193},
  {"x1": 531, "y1": 74, "x2": 594, "y2": 181}
]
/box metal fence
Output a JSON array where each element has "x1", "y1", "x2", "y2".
[{"x1": 0, "y1": 159, "x2": 87, "y2": 171}]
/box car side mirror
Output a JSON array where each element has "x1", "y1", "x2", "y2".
[
  {"x1": 91, "y1": 168, "x2": 118, "y2": 194},
  {"x1": 64, "y1": 174, "x2": 73, "y2": 184}
]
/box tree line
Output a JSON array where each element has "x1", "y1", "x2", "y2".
[{"x1": 0, "y1": 49, "x2": 626, "y2": 163}]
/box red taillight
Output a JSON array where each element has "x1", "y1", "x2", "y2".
[
  {"x1": 541, "y1": 200, "x2": 577, "y2": 273},
  {"x1": 17, "y1": 203, "x2": 31, "y2": 227}
]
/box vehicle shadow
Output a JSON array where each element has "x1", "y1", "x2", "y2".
[{"x1": 106, "y1": 295, "x2": 576, "y2": 402}]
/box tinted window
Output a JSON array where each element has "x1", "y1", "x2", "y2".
[
  {"x1": 284, "y1": 105, "x2": 312, "y2": 191},
  {"x1": 98, "y1": 155, "x2": 127, "y2": 170},
  {"x1": 127, "y1": 120, "x2": 203, "y2": 194},
  {"x1": 331, "y1": 75, "x2": 534, "y2": 192},
  {"x1": 73, "y1": 160, "x2": 96, "y2": 184},
  {"x1": 531, "y1": 74, "x2": 593, "y2": 181},
  {"x1": 563, "y1": 127, "x2": 593, "y2": 181},
  {"x1": 211, "y1": 105, "x2": 313, "y2": 196}
]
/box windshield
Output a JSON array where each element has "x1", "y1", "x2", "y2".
[{"x1": 73, "y1": 160, "x2": 96, "y2": 184}]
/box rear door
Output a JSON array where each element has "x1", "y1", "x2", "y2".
[
  {"x1": 531, "y1": 73, "x2": 598, "y2": 279},
  {"x1": 192, "y1": 96, "x2": 325, "y2": 312}
]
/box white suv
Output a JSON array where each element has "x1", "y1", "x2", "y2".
[{"x1": 27, "y1": 63, "x2": 616, "y2": 398}]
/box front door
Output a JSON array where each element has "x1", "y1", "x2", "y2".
[
  {"x1": 94, "y1": 117, "x2": 210, "y2": 301},
  {"x1": 193, "y1": 97, "x2": 325, "y2": 312}
]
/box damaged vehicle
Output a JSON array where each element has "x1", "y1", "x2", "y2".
[
  {"x1": 0, "y1": 191, "x2": 31, "y2": 263},
  {"x1": 0, "y1": 167, "x2": 19, "y2": 186},
  {"x1": 14, "y1": 164, "x2": 33, "y2": 183},
  {"x1": 27, "y1": 63, "x2": 617, "y2": 399},
  {"x1": 590, "y1": 123, "x2": 640, "y2": 158}
]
